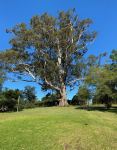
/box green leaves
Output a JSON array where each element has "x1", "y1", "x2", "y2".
[
  {"x1": 0, "y1": 9, "x2": 96, "y2": 95},
  {"x1": 86, "y1": 50, "x2": 117, "y2": 104}
]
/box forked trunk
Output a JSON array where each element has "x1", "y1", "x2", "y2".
[{"x1": 59, "y1": 85, "x2": 68, "y2": 106}]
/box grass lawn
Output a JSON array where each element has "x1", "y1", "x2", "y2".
[{"x1": 0, "y1": 107, "x2": 117, "y2": 150}]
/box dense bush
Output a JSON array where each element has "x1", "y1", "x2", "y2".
[
  {"x1": 93, "y1": 93, "x2": 113, "y2": 109},
  {"x1": 0, "y1": 97, "x2": 17, "y2": 112},
  {"x1": 0, "y1": 89, "x2": 24, "y2": 112},
  {"x1": 24, "y1": 102, "x2": 37, "y2": 109},
  {"x1": 71, "y1": 95, "x2": 85, "y2": 105},
  {"x1": 71, "y1": 86, "x2": 91, "y2": 106},
  {"x1": 41, "y1": 93, "x2": 59, "y2": 107}
]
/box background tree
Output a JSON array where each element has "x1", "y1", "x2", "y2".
[
  {"x1": 23, "y1": 86, "x2": 36, "y2": 103},
  {"x1": 0, "y1": 89, "x2": 23, "y2": 112},
  {"x1": 0, "y1": 64, "x2": 6, "y2": 93},
  {"x1": 71, "y1": 95, "x2": 79, "y2": 105},
  {"x1": 0, "y1": 9, "x2": 96, "y2": 106},
  {"x1": 71, "y1": 86, "x2": 90, "y2": 105},
  {"x1": 110, "y1": 49, "x2": 117, "y2": 71},
  {"x1": 71, "y1": 54, "x2": 102, "y2": 106},
  {"x1": 77, "y1": 86, "x2": 91, "y2": 105},
  {"x1": 86, "y1": 50, "x2": 117, "y2": 108},
  {"x1": 109, "y1": 50, "x2": 117, "y2": 102}
]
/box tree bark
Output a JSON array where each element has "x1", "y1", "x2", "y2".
[
  {"x1": 56, "y1": 38, "x2": 68, "y2": 106},
  {"x1": 59, "y1": 85, "x2": 68, "y2": 106}
]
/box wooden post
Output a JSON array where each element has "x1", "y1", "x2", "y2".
[{"x1": 17, "y1": 96, "x2": 20, "y2": 112}]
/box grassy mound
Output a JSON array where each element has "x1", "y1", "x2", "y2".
[{"x1": 0, "y1": 107, "x2": 116, "y2": 150}]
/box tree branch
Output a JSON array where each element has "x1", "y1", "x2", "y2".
[
  {"x1": 24, "y1": 67, "x2": 36, "y2": 80},
  {"x1": 44, "y1": 77, "x2": 60, "y2": 91},
  {"x1": 67, "y1": 78, "x2": 85, "y2": 85}
]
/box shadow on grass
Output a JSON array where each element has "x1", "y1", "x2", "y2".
[{"x1": 75, "y1": 105, "x2": 117, "y2": 114}]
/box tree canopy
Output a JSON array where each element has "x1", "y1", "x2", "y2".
[
  {"x1": 0, "y1": 9, "x2": 97, "y2": 106},
  {"x1": 86, "y1": 50, "x2": 117, "y2": 108}
]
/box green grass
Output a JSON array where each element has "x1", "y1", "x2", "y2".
[{"x1": 0, "y1": 107, "x2": 117, "y2": 150}]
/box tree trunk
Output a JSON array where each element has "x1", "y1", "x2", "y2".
[
  {"x1": 57, "y1": 38, "x2": 68, "y2": 107},
  {"x1": 59, "y1": 85, "x2": 68, "y2": 106}
]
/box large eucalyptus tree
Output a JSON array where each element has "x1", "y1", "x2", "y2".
[{"x1": 0, "y1": 9, "x2": 96, "y2": 106}]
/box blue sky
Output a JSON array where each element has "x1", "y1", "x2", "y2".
[{"x1": 0, "y1": 0, "x2": 117, "y2": 100}]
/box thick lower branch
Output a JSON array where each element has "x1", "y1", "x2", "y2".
[{"x1": 44, "y1": 77, "x2": 60, "y2": 91}]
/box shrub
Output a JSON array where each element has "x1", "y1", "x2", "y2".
[{"x1": 24, "y1": 102, "x2": 36, "y2": 109}]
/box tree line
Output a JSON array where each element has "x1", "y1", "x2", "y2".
[{"x1": 0, "y1": 86, "x2": 37, "y2": 112}]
